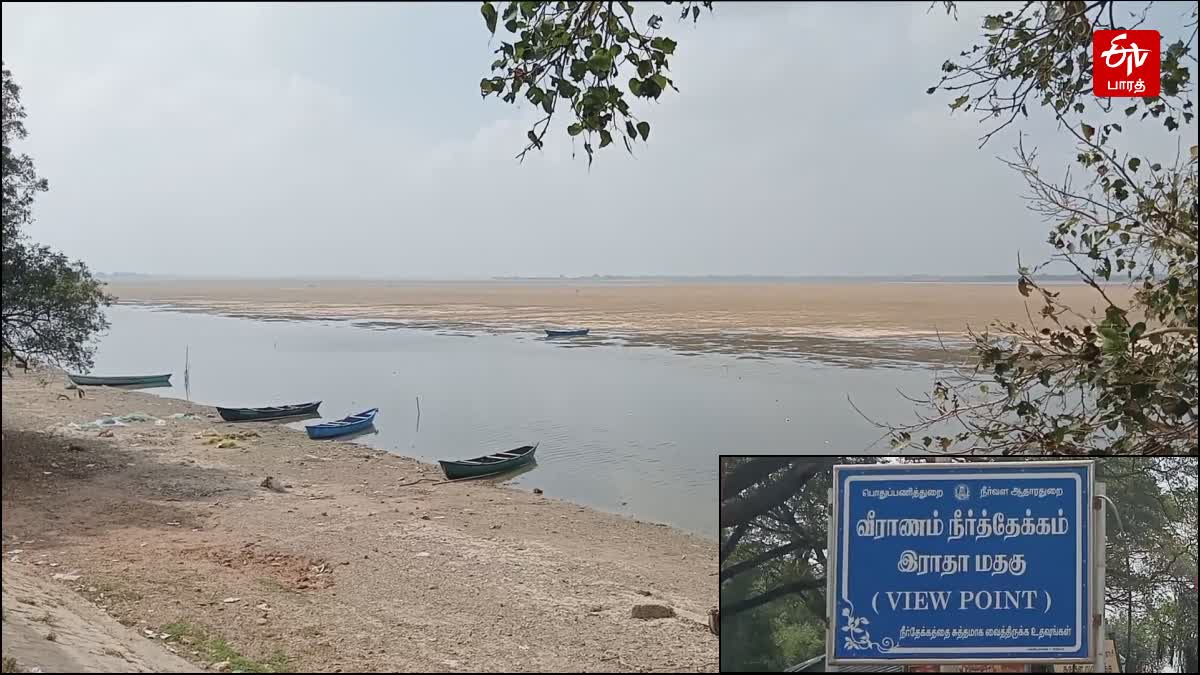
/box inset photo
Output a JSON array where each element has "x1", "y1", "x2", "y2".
[{"x1": 719, "y1": 456, "x2": 1197, "y2": 673}]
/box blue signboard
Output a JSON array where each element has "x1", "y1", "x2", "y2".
[{"x1": 829, "y1": 462, "x2": 1093, "y2": 663}]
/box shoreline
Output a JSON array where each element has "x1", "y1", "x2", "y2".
[
  {"x1": 2, "y1": 370, "x2": 718, "y2": 672},
  {"x1": 101, "y1": 279, "x2": 1134, "y2": 367}
]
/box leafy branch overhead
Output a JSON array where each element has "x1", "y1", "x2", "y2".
[
  {"x1": 877, "y1": 1, "x2": 1199, "y2": 456},
  {"x1": 480, "y1": 1, "x2": 712, "y2": 164},
  {"x1": 929, "y1": 0, "x2": 1195, "y2": 146}
]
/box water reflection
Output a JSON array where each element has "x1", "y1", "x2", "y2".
[
  {"x1": 91, "y1": 306, "x2": 940, "y2": 536},
  {"x1": 99, "y1": 382, "x2": 176, "y2": 392},
  {"x1": 441, "y1": 460, "x2": 539, "y2": 484},
  {"x1": 308, "y1": 425, "x2": 379, "y2": 442}
]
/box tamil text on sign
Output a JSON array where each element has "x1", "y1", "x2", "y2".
[{"x1": 829, "y1": 462, "x2": 1093, "y2": 663}]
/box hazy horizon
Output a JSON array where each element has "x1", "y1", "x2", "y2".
[
  {"x1": 95, "y1": 271, "x2": 1071, "y2": 282},
  {"x1": 3, "y1": 2, "x2": 1195, "y2": 278}
]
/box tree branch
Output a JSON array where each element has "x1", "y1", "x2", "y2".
[
  {"x1": 720, "y1": 458, "x2": 834, "y2": 528},
  {"x1": 720, "y1": 577, "x2": 824, "y2": 619}
]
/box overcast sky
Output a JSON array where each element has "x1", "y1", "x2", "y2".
[{"x1": 2, "y1": 2, "x2": 1195, "y2": 278}]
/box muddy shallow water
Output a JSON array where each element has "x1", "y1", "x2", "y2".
[{"x1": 84, "y1": 305, "x2": 943, "y2": 534}]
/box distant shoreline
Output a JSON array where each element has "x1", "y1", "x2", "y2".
[
  {"x1": 99, "y1": 279, "x2": 1136, "y2": 367},
  {"x1": 96, "y1": 273, "x2": 1090, "y2": 284}
]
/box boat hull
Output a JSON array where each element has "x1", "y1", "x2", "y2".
[
  {"x1": 305, "y1": 409, "x2": 378, "y2": 440},
  {"x1": 545, "y1": 329, "x2": 589, "y2": 337},
  {"x1": 68, "y1": 373, "x2": 172, "y2": 387},
  {"x1": 217, "y1": 401, "x2": 321, "y2": 422},
  {"x1": 439, "y1": 444, "x2": 538, "y2": 480}
]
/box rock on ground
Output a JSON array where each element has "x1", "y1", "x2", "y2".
[{"x1": 631, "y1": 603, "x2": 677, "y2": 620}]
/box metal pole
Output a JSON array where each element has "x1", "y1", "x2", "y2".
[
  {"x1": 1094, "y1": 483, "x2": 1108, "y2": 673},
  {"x1": 1097, "y1": 489, "x2": 1127, "y2": 674},
  {"x1": 1126, "y1": 544, "x2": 1132, "y2": 675},
  {"x1": 826, "y1": 486, "x2": 839, "y2": 673}
]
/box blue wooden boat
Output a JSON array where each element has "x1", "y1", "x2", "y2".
[
  {"x1": 545, "y1": 328, "x2": 589, "y2": 337},
  {"x1": 68, "y1": 373, "x2": 172, "y2": 387},
  {"x1": 305, "y1": 408, "x2": 378, "y2": 439},
  {"x1": 439, "y1": 443, "x2": 538, "y2": 480}
]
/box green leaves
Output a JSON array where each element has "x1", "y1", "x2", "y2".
[
  {"x1": 477, "y1": 0, "x2": 707, "y2": 163},
  {"x1": 949, "y1": 94, "x2": 969, "y2": 110},
  {"x1": 650, "y1": 36, "x2": 677, "y2": 54},
  {"x1": 1081, "y1": 123, "x2": 1095, "y2": 141},
  {"x1": 481, "y1": 2, "x2": 498, "y2": 34},
  {"x1": 1127, "y1": 157, "x2": 1141, "y2": 172},
  {"x1": 475, "y1": 2, "x2": 700, "y2": 162},
  {"x1": 479, "y1": 77, "x2": 506, "y2": 97},
  {"x1": 3, "y1": 65, "x2": 114, "y2": 371}
]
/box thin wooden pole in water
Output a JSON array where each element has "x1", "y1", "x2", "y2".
[
  {"x1": 184, "y1": 346, "x2": 191, "y2": 401},
  {"x1": 415, "y1": 395, "x2": 421, "y2": 432}
]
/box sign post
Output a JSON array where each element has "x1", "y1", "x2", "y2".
[
  {"x1": 1093, "y1": 483, "x2": 1107, "y2": 673},
  {"x1": 828, "y1": 461, "x2": 1095, "y2": 667}
]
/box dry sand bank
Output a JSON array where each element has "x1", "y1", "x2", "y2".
[
  {"x1": 105, "y1": 280, "x2": 1133, "y2": 366},
  {"x1": 2, "y1": 370, "x2": 717, "y2": 672}
]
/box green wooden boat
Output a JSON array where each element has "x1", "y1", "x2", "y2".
[
  {"x1": 68, "y1": 373, "x2": 172, "y2": 387},
  {"x1": 438, "y1": 443, "x2": 538, "y2": 480}
]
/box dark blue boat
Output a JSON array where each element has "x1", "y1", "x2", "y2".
[
  {"x1": 305, "y1": 408, "x2": 378, "y2": 440},
  {"x1": 217, "y1": 401, "x2": 321, "y2": 422},
  {"x1": 545, "y1": 328, "x2": 589, "y2": 337}
]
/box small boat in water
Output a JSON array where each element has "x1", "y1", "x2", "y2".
[
  {"x1": 545, "y1": 328, "x2": 589, "y2": 337},
  {"x1": 305, "y1": 408, "x2": 378, "y2": 440},
  {"x1": 217, "y1": 401, "x2": 321, "y2": 422},
  {"x1": 67, "y1": 373, "x2": 172, "y2": 387},
  {"x1": 439, "y1": 443, "x2": 538, "y2": 480}
]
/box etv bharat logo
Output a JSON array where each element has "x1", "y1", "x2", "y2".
[{"x1": 1093, "y1": 30, "x2": 1161, "y2": 97}]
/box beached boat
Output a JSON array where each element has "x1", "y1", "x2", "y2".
[
  {"x1": 304, "y1": 408, "x2": 377, "y2": 439},
  {"x1": 545, "y1": 328, "x2": 589, "y2": 337},
  {"x1": 67, "y1": 373, "x2": 172, "y2": 387},
  {"x1": 438, "y1": 443, "x2": 538, "y2": 480},
  {"x1": 216, "y1": 401, "x2": 321, "y2": 422}
]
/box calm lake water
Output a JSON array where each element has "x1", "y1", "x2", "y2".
[{"x1": 87, "y1": 306, "x2": 938, "y2": 536}]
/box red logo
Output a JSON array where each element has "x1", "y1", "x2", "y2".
[{"x1": 1093, "y1": 30, "x2": 1160, "y2": 97}]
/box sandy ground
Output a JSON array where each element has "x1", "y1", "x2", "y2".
[
  {"x1": 105, "y1": 279, "x2": 1129, "y2": 336},
  {"x1": 1, "y1": 370, "x2": 717, "y2": 673},
  {"x1": 3, "y1": 565, "x2": 194, "y2": 673},
  {"x1": 104, "y1": 280, "x2": 1132, "y2": 366}
]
